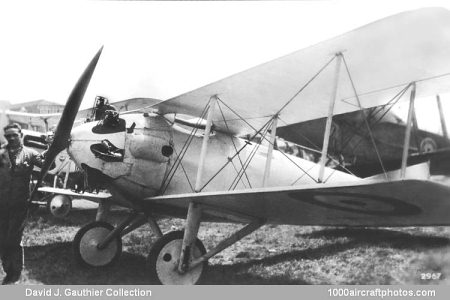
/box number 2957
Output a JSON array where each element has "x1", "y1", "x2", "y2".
[{"x1": 421, "y1": 273, "x2": 442, "y2": 280}]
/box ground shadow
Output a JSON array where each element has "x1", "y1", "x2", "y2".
[
  {"x1": 22, "y1": 227, "x2": 450, "y2": 284},
  {"x1": 202, "y1": 227, "x2": 450, "y2": 284},
  {"x1": 28, "y1": 209, "x2": 130, "y2": 228},
  {"x1": 297, "y1": 227, "x2": 450, "y2": 249},
  {"x1": 25, "y1": 242, "x2": 149, "y2": 285},
  {"x1": 201, "y1": 241, "x2": 357, "y2": 284}
]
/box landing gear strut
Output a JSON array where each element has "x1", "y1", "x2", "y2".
[
  {"x1": 147, "y1": 231, "x2": 206, "y2": 285},
  {"x1": 73, "y1": 205, "x2": 163, "y2": 268},
  {"x1": 147, "y1": 202, "x2": 265, "y2": 285}
]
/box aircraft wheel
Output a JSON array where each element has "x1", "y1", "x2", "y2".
[
  {"x1": 47, "y1": 194, "x2": 72, "y2": 218},
  {"x1": 73, "y1": 221, "x2": 122, "y2": 268},
  {"x1": 147, "y1": 231, "x2": 207, "y2": 285}
]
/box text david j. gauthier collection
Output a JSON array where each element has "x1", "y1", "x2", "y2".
[{"x1": 25, "y1": 287, "x2": 152, "y2": 297}]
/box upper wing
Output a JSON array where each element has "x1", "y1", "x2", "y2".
[
  {"x1": 5, "y1": 110, "x2": 61, "y2": 127},
  {"x1": 5, "y1": 110, "x2": 61, "y2": 119},
  {"x1": 144, "y1": 179, "x2": 450, "y2": 226},
  {"x1": 147, "y1": 8, "x2": 450, "y2": 136}
]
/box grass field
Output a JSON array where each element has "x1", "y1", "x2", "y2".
[{"x1": 2, "y1": 207, "x2": 450, "y2": 285}]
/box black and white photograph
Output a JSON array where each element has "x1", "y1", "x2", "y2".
[{"x1": 1, "y1": 0, "x2": 450, "y2": 295}]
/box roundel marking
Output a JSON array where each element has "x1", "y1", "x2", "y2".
[
  {"x1": 289, "y1": 191, "x2": 422, "y2": 216},
  {"x1": 420, "y1": 137, "x2": 437, "y2": 153}
]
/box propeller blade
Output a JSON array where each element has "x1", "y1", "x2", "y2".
[{"x1": 30, "y1": 46, "x2": 103, "y2": 202}]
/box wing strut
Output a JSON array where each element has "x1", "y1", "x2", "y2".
[
  {"x1": 262, "y1": 114, "x2": 278, "y2": 187},
  {"x1": 159, "y1": 102, "x2": 211, "y2": 194},
  {"x1": 401, "y1": 82, "x2": 417, "y2": 178},
  {"x1": 194, "y1": 96, "x2": 217, "y2": 192},
  {"x1": 318, "y1": 53, "x2": 342, "y2": 183},
  {"x1": 437, "y1": 94, "x2": 448, "y2": 139},
  {"x1": 216, "y1": 101, "x2": 252, "y2": 188},
  {"x1": 178, "y1": 55, "x2": 343, "y2": 192},
  {"x1": 337, "y1": 83, "x2": 411, "y2": 165}
]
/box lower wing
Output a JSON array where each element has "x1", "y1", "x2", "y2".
[
  {"x1": 144, "y1": 179, "x2": 450, "y2": 227},
  {"x1": 38, "y1": 187, "x2": 111, "y2": 202}
]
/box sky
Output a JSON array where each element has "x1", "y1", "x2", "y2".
[{"x1": 1, "y1": 0, "x2": 450, "y2": 133}]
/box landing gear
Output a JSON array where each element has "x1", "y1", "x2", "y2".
[
  {"x1": 47, "y1": 194, "x2": 72, "y2": 218},
  {"x1": 147, "y1": 231, "x2": 206, "y2": 285},
  {"x1": 73, "y1": 221, "x2": 122, "y2": 268},
  {"x1": 73, "y1": 208, "x2": 163, "y2": 269},
  {"x1": 146, "y1": 203, "x2": 265, "y2": 285}
]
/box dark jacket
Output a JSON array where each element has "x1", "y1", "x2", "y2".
[
  {"x1": 94, "y1": 104, "x2": 117, "y2": 121},
  {"x1": 0, "y1": 145, "x2": 44, "y2": 206}
]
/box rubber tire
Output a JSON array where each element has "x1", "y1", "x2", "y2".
[
  {"x1": 147, "y1": 230, "x2": 207, "y2": 285},
  {"x1": 73, "y1": 221, "x2": 122, "y2": 268}
]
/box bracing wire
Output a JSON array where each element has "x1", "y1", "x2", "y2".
[
  {"x1": 338, "y1": 83, "x2": 411, "y2": 157},
  {"x1": 159, "y1": 100, "x2": 210, "y2": 194},
  {"x1": 229, "y1": 120, "x2": 272, "y2": 191},
  {"x1": 173, "y1": 148, "x2": 194, "y2": 192},
  {"x1": 215, "y1": 54, "x2": 336, "y2": 138},
  {"x1": 341, "y1": 54, "x2": 389, "y2": 180},
  {"x1": 275, "y1": 55, "x2": 337, "y2": 116},
  {"x1": 277, "y1": 116, "x2": 356, "y2": 178},
  {"x1": 187, "y1": 55, "x2": 344, "y2": 191},
  {"x1": 217, "y1": 101, "x2": 252, "y2": 188}
]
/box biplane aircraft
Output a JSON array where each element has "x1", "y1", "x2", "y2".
[
  {"x1": 4, "y1": 110, "x2": 60, "y2": 132},
  {"x1": 276, "y1": 105, "x2": 450, "y2": 177},
  {"x1": 31, "y1": 7, "x2": 450, "y2": 284},
  {"x1": 0, "y1": 108, "x2": 58, "y2": 143}
]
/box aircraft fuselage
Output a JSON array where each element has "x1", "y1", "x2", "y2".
[{"x1": 68, "y1": 113, "x2": 358, "y2": 207}]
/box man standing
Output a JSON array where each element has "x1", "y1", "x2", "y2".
[{"x1": 0, "y1": 123, "x2": 44, "y2": 284}]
